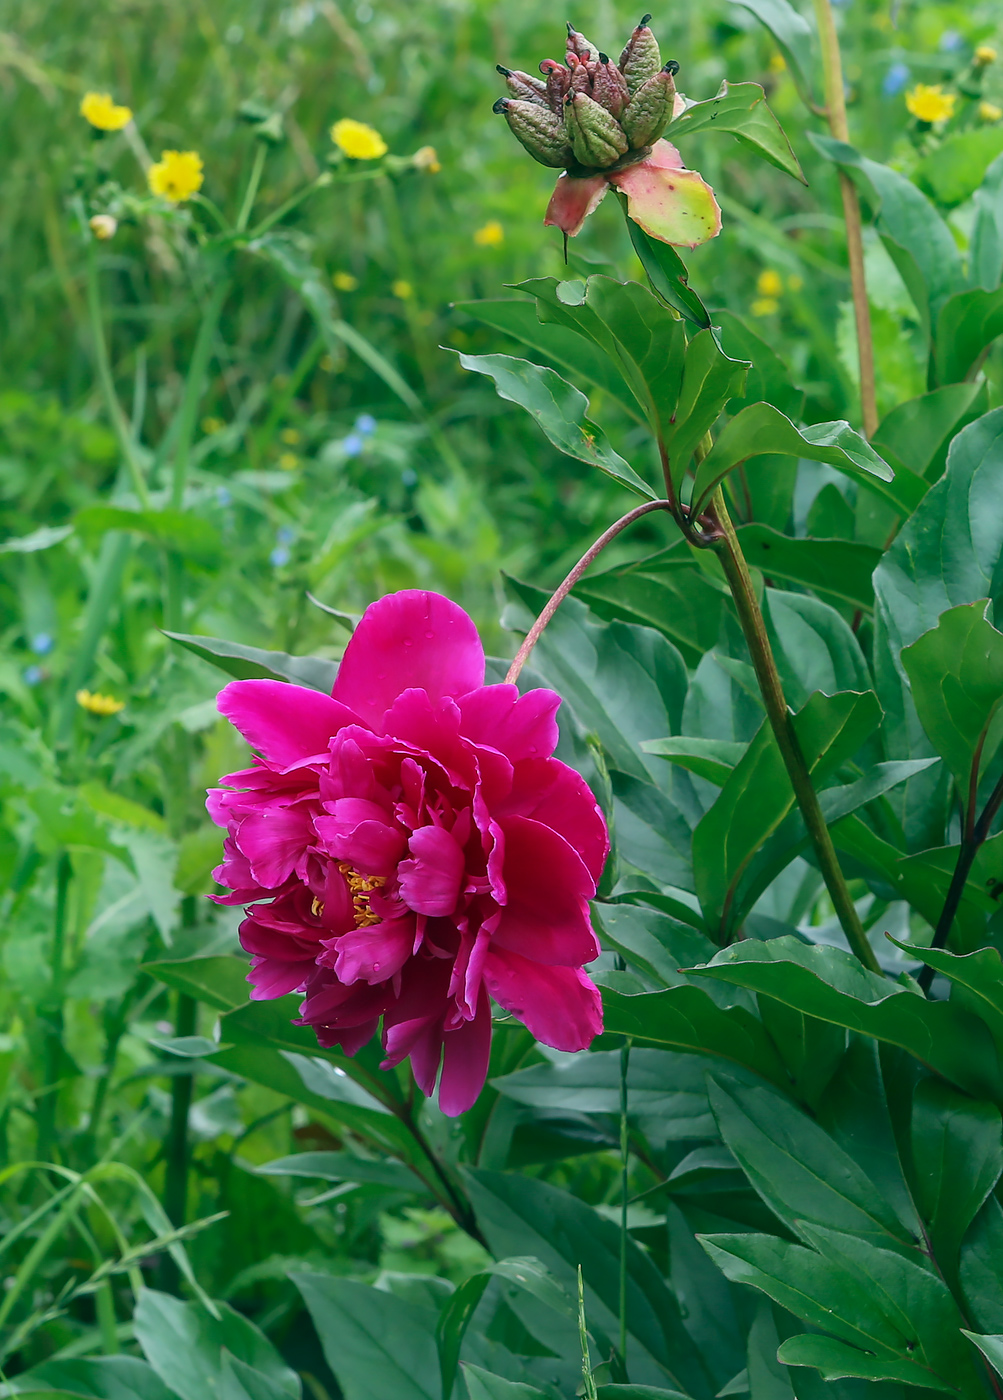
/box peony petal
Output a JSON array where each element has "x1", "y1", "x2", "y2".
[
  {"x1": 458, "y1": 684, "x2": 561, "y2": 763},
  {"x1": 314, "y1": 797, "x2": 406, "y2": 876},
  {"x1": 246, "y1": 956, "x2": 310, "y2": 999},
  {"x1": 544, "y1": 172, "x2": 609, "y2": 237},
  {"x1": 492, "y1": 816, "x2": 600, "y2": 965},
  {"x1": 438, "y1": 987, "x2": 492, "y2": 1116},
  {"x1": 234, "y1": 806, "x2": 315, "y2": 888},
  {"x1": 500, "y1": 758, "x2": 608, "y2": 885},
  {"x1": 398, "y1": 825, "x2": 465, "y2": 917},
  {"x1": 483, "y1": 950, "x2": 603, "y2": 1051},
  {"x1": 332, "y1": 590, "x2": 485, "y2": 729},
  {"x1": 217, "y1": 679, "x2": 357, "y2": 766},
  {"x1": 608, "y1": 143, "x2": 722, "y2": 249},
  {"x1": 332, "y1": 917, "x2": 415, "y2": 984}
]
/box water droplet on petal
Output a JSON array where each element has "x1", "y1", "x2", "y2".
[{"x1": 424, "y1": 630, "x2": 435, "y2": 639}]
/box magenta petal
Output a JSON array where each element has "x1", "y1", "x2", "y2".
[
  {"x1": 544, "y1": 172, "x2": 609, "y2": 237},
  {"x1": 333, "y1": 918, "x2": 414, "y2": 984},
  {"x1": 483, "y1": 951, "x2": 603, "y2": 1051},
  {"x1": 458, "y1": 684, "x2": 561, "y2": 763},
  {"x1": 332, "y1": 591, "x2": 485, "y2": 730},
  {"x1": 438, "y1": 988, "x2": 492, "y2": 1116},
  {"x1": 492, "y1": 816, "x2": 600, "y2": 965},
  {"x1": 246, "y1": 956, "x2": 309, "y2": 999},
  {"x1": 217, "y1": 679, "x2": 357, "y2": 767},
  {"x1": 314, "y1": 798, "x2": 406, "y2": 876},
  {"x1": 235, "y1": 807, "x2": 315, "y2": 888},
  {"x1": 398, "y1": 825, "x2": 465, "y2": 917},
  {"x1": 501, "y1": 758, "x2": 609, "y2": 885}
]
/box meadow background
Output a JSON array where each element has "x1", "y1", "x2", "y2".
[{"x1": 1, "y1": 0, "x2": 1002, "y2": 1389}]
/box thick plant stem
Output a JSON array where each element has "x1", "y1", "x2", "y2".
[
  {"x1": 812, "y1": 0, "x2": 878, "y2": 439},
  {"x1": 36, "y1": 852, "x2": 72, "y2": 1161},
  {"x1": 709, "y1": 488, "x2": 882, "y2": 974},
  {"x1": 506, "y1": 500, "x2": 671, "y2": 684},
  {"x1": 618, "y1": 1037, "x2": 632, "y2": 1375}
]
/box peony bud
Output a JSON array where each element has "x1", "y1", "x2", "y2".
[
  {"x1": 540, "y1": 58, "x2": 573, "y2": 113},
  {"x1": 565, "y1": 20, "x2": 600, "y2": 61},
  {"x1": 622, "y1": 62, "x2": 678, "y2": 148},
  {"x1": 567, "y1": 53, "x2": 592, "y2": 94},
  {"x1": 494, "y1": 97, "x2": 574, "y2": 167},
  {"x1": 565, "y1": 90, "x2": 629, "y2": 169},
  {"x1": 619, "y1": 14, "x2": 661, "y2": 96},
  {"x1": 592, "y1": 52, "x2": 629, "y2": 118},
  {"x1": 89, "y1": 213, "x2": 118, "y2": 240},
  {"x1": 497, "y1": 65, "x2": 549, "y2": 105}
]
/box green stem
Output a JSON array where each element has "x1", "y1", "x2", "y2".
[
  {"x1": 36, "y1": 852, "x2": 72, "y2": 1162},
  {"x1": 86, "y1": 243, "x2": 151, "y2": 508},
  {"x1": 96, "y1": 1279, "x2": 118, "y2": 1355},
  {"x1": 811, "y1": 0, "x2": 878, "y2": 438},
  {"x1": 236, "y1": 142, "x2": 268, "y2": 233},
  {"x1": 55, "y1": 531, "x2": 131, "y2": 747},
  {"x1": 709, "y1": 487, "x2": 881, "y2": 973},
  {"x1": 170, "y1": 276, "x2": 230, "y2": 510},
  {"x1": 163, "y1": 993, "x2": 197, "y2": 1228},
  {"x1": 578, "y1": 1266, "x2": 598, "y2": 1400},
  {"x1": 618, "y1": 1037, "x2": 631, "y2": 1375}
]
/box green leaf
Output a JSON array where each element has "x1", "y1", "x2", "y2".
[
  {"x1": 971, "y1": 152, "x2": 1003, "y2": 290},
  {"x1": 596, "y1": 1388, "x2": 690, "y2": 1400},
  {"x1": 663, "y1": 330, "x2": 750, "y2": 489},
  {"x1": 0, "y1": 523, "x2": 74, "y2": 554},
  {"x1": 665, "y1": 81, "x2": 805, "y2": 183},
  {"x1": 292, "y1": 1272, "x2": 438, "y2": 1400},
  {"x1": 911, "y1": 1080, "x2": 1003, "y2": 1275},
  {"x1": 11, "y1": 1357, "x2": 175, "y2": 1400},
  {"x1": 457, "y1": 352, "x2": 656, "y2": 498},
  {"x1": 901, "y1": 602, "x2": 1003, "y2": 802},
  {"x1": 776, "y1": 1334, "x2": 955, "y2": 1390},
  {"x1": 917, "y1": 126, "x2": 1003, "y2": 209},
  {"x1": 960, "y1": 1198, "x2": 1003, "y2": 1333},
  {"x1": 594, "y1": 903, "x2": 720, "y2": 992},
  {"x1": 708, "y1": 1076, "x2": 911, "y2": 1246},
  {"x1": 640, "y1": 736, "x2": 746, "y2": 785},
  {"x1": 163, "y1": 631, "x2": 339, "y2": 691},
  {"x1": 935, "y1": 286, "x2": 1003, "y2": 387},
  {"x1": 254, "y1": 1150, "x2": 419, "y2": 1193},
  {"x1": 728, "y1": 0, "x2": 814, "y2": 104},
  {"x1": 690, "y1": 405, "x2": 892, "y2": 516},
  {"x1": 694, "y1": 937, "x2": 1003, "y2": 1101},
  {"x1": 961, "y1": 1332, "x2": 1003, "y2": 1383},
  {"x1": 464, "y1": 1170, "x2": 715, "y2": 1399},
  {"x1": 765, "y1": 592, "x2": 872, "y2": 708},
  {"x1": 463, "y1": 1367, "x2": 547, "y2": 1400},
  {"x1": 733, "y1": 527, "x2": 880, "y2": 613},
  {"x1": 746, "y1": 1303, "x2": 794, "y2": 1400},
  {"x1": 133, "y1": 1289, "x2": 300, "y2": 1400},
  {"x1": 874, "y1": 407, "x2": 1003, "y2": 656},
  {"x1": 626, "y1": 222, "x2": 712, "y2": 328},
  {"x1": 871, "y1": 382, "x2": 988, "y2": 483},
  {"x1": 142, "y1": 955, "x2": 252, "y2": 1013},
  {"x1": 75, "y1": 506, "x2": 222, "y2": 564},
  {"x1": 713, "y1": 310, "x2": 804, "y2": 423}
]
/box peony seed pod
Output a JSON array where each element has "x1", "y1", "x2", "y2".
[
  {"x1": 621, "y1": 62, "x2": 677, "y2": 148},
  {"x1": 565, "y1": 20, "x2": 600, "y2": 61},
  {"x1": 567, "y1": 53, "x2": 592, "y2": 94},
  {"x1": 540, "y1": 58, "x2": 573, "y2": 113},
  {"x1": 496, "y1": 65, "x2": 549, "y2": 105},
  {"x1": 592, "y1": 52, "x2": 630, "y2": 118},
  {"x1": 494, "y1": 96, "x2": 574, "y2": 167},
  {"x1": 564, "y1": 90, "x2": 629, "y2": 169},
  {"x1": 619, "y1": 14, "x2": 661, "y2": 96}
]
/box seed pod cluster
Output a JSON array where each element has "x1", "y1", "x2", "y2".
[{"x1": 494, "y1": 15, "x2": 679, "y2": 173}]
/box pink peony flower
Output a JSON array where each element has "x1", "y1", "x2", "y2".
[{"x1": 207, "y1": 590, "x2": 607, "y2": 1115}]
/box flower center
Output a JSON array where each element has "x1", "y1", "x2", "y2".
[{"x1": 338, "y1": 861, "x2": 386, "y2": 927}]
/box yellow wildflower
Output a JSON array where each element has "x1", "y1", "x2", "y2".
[
  {"x1": 905, "y1": 84, "x2": 956, "y2": 123},
  {"x1": 89, "y1": 214, "x2": 117, "y2": 240},
  {"x1": 148, "y1": 150, "x2": 204, "y2": 202},
  {"x1": 333, "y1": 271, "x2": 359, "y2": 292},
  {"x1": 278, "y1": 453, "x2": 299, "y2": 471},
  {"x1": 980, "y1": 101, "x2": 1003, "y2": 122},
  {"x1": 756, "y1": 269, "x2": 783, "y2": 298},
  {"x1": 413, "y1": 145, "x2": 441, "y2": 173},
  {"x1": 474, "y1": 220, "x2": 505, "y2": 247},
  {"x1": 751, "y1": 297, "x2": 779, "y2": 318},
  {"x1": 319, "y1": 354, "x2": 336, "y2": 372},
  {"x1": 392, "y1": 279, "x2": 413, "y2": 300},
  {"x1": 975, "y1": 44, "x2": 998, "y2": 66},
  {"x1": 80, "y1": 91, "x2": 133, "y2": 131},
  {"x1": 331, "y1": 118, "x2": 388, "y2": 160},
  {"x1": 76, "y1": 689, "x2": 125, "y2": 716},
  {"x1": 202, "y1": 416, "x2": 224, "y2": 434},
  {"x1": 281, "y1": 428, "x2": 301, "y2": 445},
  {"x1": 768, "y1": 53, "x2": 786, "y2": 73}
]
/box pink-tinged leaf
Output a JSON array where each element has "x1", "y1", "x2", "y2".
[
  {"x1": 609, "y1": 141, "x2": 721, "y2": 248},
  {"x1": 544, "y1": 172, "x2": 609, "y2": 237}
]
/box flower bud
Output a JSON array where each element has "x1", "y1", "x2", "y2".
[
  {"x1": 494, "y1": 97, "x2": 574, "y2": 168},
  {"x1": 565, "y1": 21, "x2": 599, "y2": 61},
  {"x1": 592, "y1": 53, "x2": 629, "y2": 118},
  {"x1": 89, "y1": 213, "x2": 118, "y2": 240},
  {"x1": 621, "y1": 63, "x2": 678, "y2": 148},
  {"x1": 618, "y1": 14, "x2": 661, "y2": 96},
  {"x1": 496, "y1": 65, "x2": 549, "y2": 105},
  {"x1": 564, "y1": 90, "x2": 629, "y2": 169},
  {"x1": 568, "y1": 53, "x2": 592, "y2": 95},
  {"x1": 540, "y1": 59, "x2": 572, "y2": 113}
]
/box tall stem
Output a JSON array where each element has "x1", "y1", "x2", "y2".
[
  {"x1": 236, "y1": 142, "x2": 267, "y2": 233},
  {"x1": 36, "y1": 852, "x2": 72, "y2": 1161},
  {"x1": 86, "y1": 244, "x2": 151, "y2": 507},
  {"x1": 618, "y1": 1037, "x2": 631, "y2": 1375},
  {"x1": 812, "y1": 0, "x2": 878, "y2": 438},
  {"x1": 709, "y1": 488, "x2": 881, "y2": 973}
]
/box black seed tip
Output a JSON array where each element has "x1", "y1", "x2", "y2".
[
  {"x1": 598, "y1": 51, "x2": 609, "y2": 63},
  {"x1": 492, "y1": 96, "x2": 510, "y2": 113},
  {"x1": 496, "y1": 64, "x2": 512, "y2": 76},
  {"x1": 640, "y1": 13, "x2": 652, "y2": 25},
  {"x1": 664, "y1": 59, "x2": 680, "y2": 75},
  {"x1": 566, "y1": 19, "x2": 575, "y2": 33}
]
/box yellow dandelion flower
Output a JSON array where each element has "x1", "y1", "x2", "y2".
[
  {"x1": 756, "y1": 269, "x2": 783, "y2": 298},
  {"x1": 76, "y1": 689, "x2": 125, "y2": 716},
  {"x1": 278, "y1": 452, "x2": 299, "y2": 471},
  {"x1": 413, "y1": 145, "x2": 441, "y2": 173},
  {"x1": 906, "y1": 84, "x2": 956, "y2": 123},
  {"x1": 768, "y1": 53, "x2": 786, "y2": 73},
  {"x1": 281, "y1": 428, "x2": 301, "y2": 445},
  {"x1": 202, "y1": 416, "x2": 224, "y2": 434},
  {"x1": 80, "y1": 91, "x2": 133, "y2": 131},
  {"x1": 148, "y1": 150, "x2": 204, "y2": 203},
  {"x1": 331, "y1": 118, "x2": 388, "y2": 160},
  {"x1": 89, "y1": 214, "x2": 117, "y2": 240},
  {"x1": 392, "y1": 279, "x2": 413, "y2": 300},
  {"x1": 333, "y1": 270, "x2": 359, "y2": 292},
  {"x1": 751, "y1": 297, "x2": 779, "y2": 318},
  {"x1": 474, "y1": 220, "x2": 505, "y2": 247},
  {"x1": 980, "y1": 100, "x2": 1003, "y2": 122},
  {"x1": 975, "y1": 44, "x2": 998, "y2": 66}
]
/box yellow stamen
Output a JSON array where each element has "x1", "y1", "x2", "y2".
[
  {"x1": 338, "y1": 861, "x2": 386, "y2": 927},
  {"x1": 311, "y1": 896, "x2": 324, "y2": 918}
]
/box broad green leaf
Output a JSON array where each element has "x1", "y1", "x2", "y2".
[
  {"x1": 76, "y1": 506, "x2": 221, "y2": 564},
  {"x1": 666, "y1": 81, "x2": 805, "y2": 183},
  {"x1": 255, "y1": 1150, "x2": 418, "y2": 1192},
  {"x1": 936, "y1": 286, "x2": 1003, "y2": 387},
  {"x1": 901, "y1": 602, "x2": 1003, "y2": 800},
  {"x1": 457, "y1": 352, "x2": 655, "y2": 499},
  {"x1": 917, "y1": 127, "x2": 1003, "y2": 209},
  {"x1": 713, "y1": 310, "x2": 804, "y2": 423},
  {"x1": 601, "y1": 985, "x2": 788, "y2": 1088},
  {"x1": 221, "y1": 1354, "x2": 300, "y2": 1400},
  {"x1": 0, "y1": 523, "x2": 73, "y2": 554},
  {"x1": 464, "y1": 1170, "x2": 715, "y2": 1399},
  {"x1": 754, "y1": 995, "x2": 847, "y2": 1109},
  {"x1": 746, "y1": 1303, "x2": 794, "y2": 1400},
  {"x1": 133, "y1": 1290, "x2": 300, "y2": 1400},
  {"x1": 911, "y1": 1079, "x2": 1003, "y2": 1275},
  {"x1": 163, "y1": 631, "x2": 339, "y2": 691},
  {"x1": 597, "y1": 1389, "x2": 690, "y2": 1400},
  {"x1": 961, "y1": 1332, "x2": 1003, "y2": 1384},
  {"x1": 874, "y1": 407, "x2": 1003, "y2": 657},
  {"x1": 960, "y1": 1198, "x2": 1003, "y2": 1333},
  {"x1": 641, "y1": 736, "x2": 746, "y2": 786},
  {"x1": 292, "y1": 1272, "x2": 438, "y2": 1400},
  {"x1": 143, "y1": 955, "x2": 251, "y2": 1013},
  {"x1": 626, "y1": 221, "x2": 711, "y2": 328},
  {"x1": 871, "y1": 381, "x2": 987, "y2": 483},
  {"x1": 690, "y1": 405, "x2": 892, "y2": 516},
  {"x1": 463, "y1": 1367, "x2": 547, "y2": 1400},
  {"x1": 733, "y1": 528, "x2": 880, "y2": 613},
  {"x1": 663, "y1": 330, "x2": 749, "y2": 488},
  {"x1": 11, "y1": 1358, "x2": 175, "y2": 1400},
  {"x1": 594, "y1": 903, "x2": 720, "y2": 992},
  {"x1": 895, "y1": 944, "x2": 1003, "y2": 1061},
  {"x1": 776, "y1": 1334, "x2": 954, "y2": 1390},
  {"x1": 763, "y1": 592, "x2": 872, "y2": 708},
  {"x1": 694, "y1": 937, "x2": 1003, "y2": 1101},
  {"x1": 728, "y1": 0, "x2": 814, "y2": 104},
  {"x1": 971, "y1": 152, "x2": 1003, "y2": 290},
  {"x1": 708, "y1": 1077, "x2": 911, "y2": 1246}
]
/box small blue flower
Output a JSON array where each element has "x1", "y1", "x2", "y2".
[
  {"x1": 30, "y1": 632, "x2": 54, "y2": 655},
  {"x1": 883, "y1": 62, "x2": 910, "y2": 95},
  {"x1": 940, "y1": 29, "x2": 962, "y2": 51},
  {"x1": 401, "y1": 468, "x2": 417, "y2": 487},
  {"x1": 277, "y1": 524, "x2": 295, "y2": 544},
  {"x1": 270, "y1": 545, "x2": 291, "y2": 567},
  {"x1": 342, "y1": 433, "x2": 365, "y2": 457},
  {"x1": 24, "y1": 665, "x2": 43, "y2": 686},
  {"x1": 355, "y1": 413, "x2": 377, "y2": 435},
  {"x1": 216, "y1": 486, "x2": 232, "y2": 506}
]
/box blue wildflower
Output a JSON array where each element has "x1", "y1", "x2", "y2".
[
  {"x1": 270, "y1": 546, "x2": 291, "y2": 567},
  {"x1": 277, "y1": 524, "x2": 295, "y2": 544},
  {"x1": 30, "y1": 633, "x2": 54, "y2": 655},
  {"x1": 342, "y1": 433, "x2": 364, "y2": 457},
  {"x1": 355, "y1": 413, "x2": 377, "y2": 435},
  {"x1": 883, "y1": 63, "x2": 910, "y2": 95},
  {"x1": 216, "y1": 486, "x2": 232, "y2": 506},
  {"x1": 401, "y1": 468, "x2": 417, "y2": 487},
  {"x1": 24, "y1": 665, "x2": 43, "y2": 686}
]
